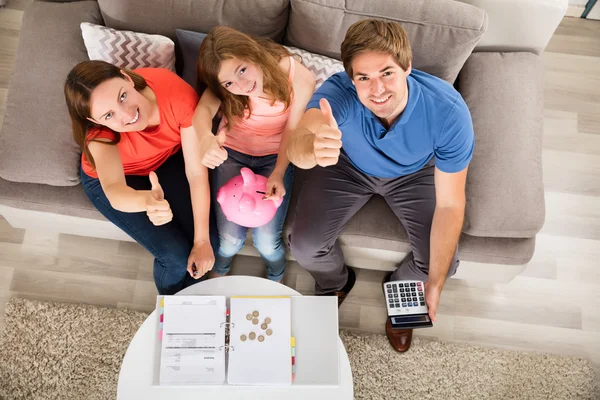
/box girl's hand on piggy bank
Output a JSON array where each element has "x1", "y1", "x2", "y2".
[{"x1": 264, "y1": 170, "x2": 286, "y2": 201}]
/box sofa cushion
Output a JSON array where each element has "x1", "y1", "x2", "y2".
[
  {"x1": 97, "y1": 0, "x2": 290, "y2": 42},
  {"x1": 175, "y1": 29, "x2": 207, "y2": 92},
  {"x1": 81, "y1": 22, "x2": 176, "y2": 71},
  {"x1": 285, "y1": 0, "x2": 488, "y2": 83},
  {"x1": 283, "y1": 171, "x2": 535, "y2": 265},
  {"x1": 284, "y1": 47, "x2": 344, "y2": 89},
  {"x1": 458, "y1": 52, "x2": 545, "y2": 238},
  {"x1": 0, "y1": 176, "x2": 102, "y2": 220},
  {"x1": 0, "y1": 1, "x2": 103, "y2": 186}
]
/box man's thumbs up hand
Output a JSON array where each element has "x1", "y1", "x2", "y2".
[{"x1": 313, "y1": 98, "x2": 342, "y2": 167}]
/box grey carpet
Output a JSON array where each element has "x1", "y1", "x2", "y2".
[{"x1": 0, "y1": 298, "x2": 597, "y2": 400}]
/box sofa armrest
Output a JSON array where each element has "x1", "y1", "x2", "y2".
[
  {"x1": 0, "y1": 1, "x2": 102, "y2": 186},
  {"x1": 454, "y1": 0, "x2": 567, "y2": 54},
  {"x1": 458, "y1": 52, "x2": 545, "y2": 238}
]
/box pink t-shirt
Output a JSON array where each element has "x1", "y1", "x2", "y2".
[{"x1": 217, "y1": 56, "x2": 295, "y2": 157}]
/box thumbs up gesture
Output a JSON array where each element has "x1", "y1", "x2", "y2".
[
  {"x1": 146, "y1": 171, "x2": 173, "y2": 226},
  {"x1": 200, "y1": 130, "x2": 228, "y2": 169},
  {"x1": 313, "y1": 98, "x2": 342, "y2": 167}
]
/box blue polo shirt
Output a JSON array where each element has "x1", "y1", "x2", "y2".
[{"x1": 306, "y1": 69, "x2": 474, "y2": 178}]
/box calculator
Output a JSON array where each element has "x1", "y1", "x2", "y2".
[{"x1": 383, "y1": 280, "x2": 433, "y2": 329}]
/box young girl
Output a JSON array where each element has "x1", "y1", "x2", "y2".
[
  {"x1": 194, "y1": 26, "x2": 316, "y2": 282},
  {"x1": 64, "y1": 60, "x2": 218, "y2": 295}
]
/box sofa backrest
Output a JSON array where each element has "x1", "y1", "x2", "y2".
[
  {"x1": 285, "y1": 0, "x2": 488, "y2": 84},
  {"x1": 97, "y1": 0, "x2": 291, "y2": 41},
  {"x1": 95, "y1": 0, "x2": 487, "y2": 84}
]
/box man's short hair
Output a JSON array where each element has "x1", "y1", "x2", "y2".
[{"x1": 341, "y1": 19, "x2": 412, "y2": 78}]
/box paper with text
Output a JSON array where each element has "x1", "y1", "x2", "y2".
[{"x1": 159, "y1": 296, "x2": 226, "y2": 385}]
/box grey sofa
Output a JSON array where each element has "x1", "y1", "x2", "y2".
[{"x1": 0, "y1": 0, "x2": 567, "y2": 281}]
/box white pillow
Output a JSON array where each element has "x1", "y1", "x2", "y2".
[
  {"x1": 284, "y1": 46, "x2": 345, "y2": 89},
  {"x1": 80, "y1": 22, "x2": 175, "y2": 71}
]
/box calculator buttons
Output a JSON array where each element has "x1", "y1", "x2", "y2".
[{"x1": 386, "y1": 280, "x2": 428, "y2": 315}]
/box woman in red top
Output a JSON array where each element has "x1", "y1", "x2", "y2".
[{"x1": 64, "y1": 60, "x2": 218, "y2": 295}]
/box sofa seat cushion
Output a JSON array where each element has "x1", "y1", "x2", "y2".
[
  {"x1": 458, "y1": 52, "x2": 545, "y2": 238},
  {"x1": 0, "y1": 176, "x2": 103, "y2": 220},
  {"x1": 285, "y1": 0, "x2": 488, "y2": 83},
  {"x1": 283, "y1": 169, "x2": 535, "y2": 265},
  {"x1": 98, "y1": 0, "x2": 290, "y2": 42},
  {"x1": 0, "y1": 1, "x2": 103, "y2": 186}
]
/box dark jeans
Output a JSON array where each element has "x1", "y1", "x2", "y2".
[
  {"x1": 211, "y1": 148, "x2": 294, "y2": 281},
  {"x1": 289, "y1": 153, "x2": 459, "y2": 294},
  {"x1": 81, "y1": 149, "x2": 219, "y2": 295}
]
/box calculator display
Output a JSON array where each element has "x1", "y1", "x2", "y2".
[{"x1": 392, "y1": 315, "x2": 429, "y2": 324}]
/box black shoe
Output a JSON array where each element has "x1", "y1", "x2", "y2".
[
  {"x1": 383, "y1": 271, "x2": 393, "y2": 286},
  {"x1": 318, "y1": 266, "x2": 356, "y2": 308}
]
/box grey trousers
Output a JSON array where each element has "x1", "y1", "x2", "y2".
[{"x1": 289, "y1": 153, "x2": 459, "y2": 294}]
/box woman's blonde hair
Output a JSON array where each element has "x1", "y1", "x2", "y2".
[
  {"x1": 64, "y1": 60, "x2": 147, "y2": 169},
  {"x1": 341, "y1": 19, "x2": 412, "y2": 78},
  {"x1": 197, "y1": 26, "x2": 291, "y2": 128}
]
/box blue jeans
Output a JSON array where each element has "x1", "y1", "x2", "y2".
[
  {"x1": 81, "y1": 150, "x2": 219, "y2": 295},
  {"x1": 211, "y1": 148, "x2": 294, "y2": 281}
]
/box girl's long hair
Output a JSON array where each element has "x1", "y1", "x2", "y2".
[{"x1": 197, "y1": 26, "x2": 291, "y2": 128}]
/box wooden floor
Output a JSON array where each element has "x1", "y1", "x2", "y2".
[{"x1": 1, "y1": 1, "x2": 600, "y2": 381}]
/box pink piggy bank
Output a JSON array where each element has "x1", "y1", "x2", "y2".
[{"x1": 217, "y1": 167, "x2": 283, "y2": 228}]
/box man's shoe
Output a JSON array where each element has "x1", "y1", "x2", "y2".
[
  {"x1": 383, "y1": 269, "x2": 412, "y2": 352},
  {"x1": 385, "y1": 319, "x2": 413, "y2": 352},
  {"x1": 382, "y1": 271, "x2": 393, "y2": 286},
  {"x1": 318, "y1": 266, "x2": 356, "y2": 308}
]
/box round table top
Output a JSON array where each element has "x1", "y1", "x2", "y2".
[{"x1": 116, "y1": 276, "x2": 354, "y2": 399}]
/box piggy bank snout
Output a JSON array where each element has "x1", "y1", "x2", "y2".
[{"x1": 238, "y1": 193, "x2": 256, "y2": 213}]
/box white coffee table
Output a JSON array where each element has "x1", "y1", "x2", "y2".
[{"x1": 116, "y1": 276, "x2": 354, "y2": 399}]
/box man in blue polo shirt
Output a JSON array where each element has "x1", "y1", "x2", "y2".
[{"x1": 287, "y1": 19, "x2": 474, "y2": 352}]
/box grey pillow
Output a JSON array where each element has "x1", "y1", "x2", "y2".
[
  {"x1": 0, "y1": 1, "x2": 103, "y2": 186},
  {"x1": 175, "y1": 29, "x2": 207, "y2": 92}
]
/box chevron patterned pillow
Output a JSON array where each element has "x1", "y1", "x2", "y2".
[
  {"x1": 284, "y1": 46, "x2": 345, "y2": 90},
  {"x1": 80, "y1": 23, "x2": 175, "y2": 71}
]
